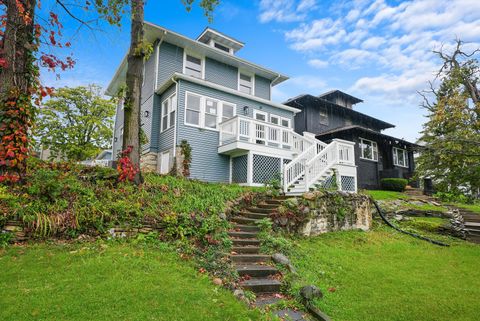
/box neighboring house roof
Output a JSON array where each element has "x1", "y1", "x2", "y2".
[
  {"x1": 156, "y1": 72, "x2": 301, "y2": 114},
  {"x1": 318, "y1": 90, "x2": 363, "y2": 104},
  {"x1": 95, "y1": 150, "x2": 112, "y2": 160},
  {"x1": 106, "y1": 22, "x2": 289, "y2": 96},
  {"x1": 316, "y1": 125, "x2": 419, "y2": 148},
  {"x1": 285, "y1": 94, "x2": 395, "y2": 130}
]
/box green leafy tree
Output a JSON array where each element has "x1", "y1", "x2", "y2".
[
  {"x1": 417, "y1": 40, "x2": 480, "y2": 195},
  {"x1": 36, "y1": 85, "x2": 116, "y2": 161}
]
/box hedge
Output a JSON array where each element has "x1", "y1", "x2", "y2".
[{"x1": 380, "y1": 178, "x2": 408, "y2": 192}]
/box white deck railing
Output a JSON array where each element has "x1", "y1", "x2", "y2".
[{"x1": 219, "y1": 115, "x2": 314, "y2": 154}]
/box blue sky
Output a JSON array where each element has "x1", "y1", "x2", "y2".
[{"x1": 42, "y1": 0, "x2": 480, "y2": 142}]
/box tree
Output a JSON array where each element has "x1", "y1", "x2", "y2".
[
  {"x1": 122, "y1": 0, "x2": 220, "y2": 184},
  {"x1": 417, "y1": 40, "x2": 480, "y2": 195},
  {"x1": 35, "y1": 85, "x2": 116, "y2": 161}
]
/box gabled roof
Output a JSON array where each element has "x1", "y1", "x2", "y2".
[
  {"x1": 284, "y1": 94, "x2": 394, "y2": 130},
  {"x1": 318, "y1": 90, "x2": 363, "y2": 104},
  {"x1": 106, "y1": 22, "x2": 289, "y2": 96}
]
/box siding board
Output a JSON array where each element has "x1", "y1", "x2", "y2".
[
  {"x1": 254, "y1": 75, "x2": 271, "y2": 100},
  {"x1": 205, "y1": 57, "x2": 238, "y2": 90}
]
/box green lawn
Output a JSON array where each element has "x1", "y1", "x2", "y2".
[
  {"x1": 290, "y1": 229, "x2": 480, "y2": 321},
  {"x1": 363, "y1": 190, "x2": 407, "y2": 201},
  {"x1": 0, "y1": 242, "x2": 262, "y2": 321},
  {"x1": 453, "y1": 203, "x2": 480, "y2": 214}
]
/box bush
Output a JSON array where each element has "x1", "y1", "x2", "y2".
[{"x1": 380, "y1": 178, "x2": 408, "y2": 192}]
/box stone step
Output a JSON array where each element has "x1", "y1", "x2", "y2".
[
  {"x1": 228, "y1": 231, "x2": 258, "y2": 239},
  {"x1": 231, "y1": 254, "x2": 271, "y2": 263},
  {"x1": 463, "y1": 215, "x2": 480, "y2": 222},
  {"x1": 240, "y1": 278, "x2": 282, "y2": 293},
  {"x1": 236, "y1": 264, "x2": 278, "y2": 277},
  {"x1": 232, "y1": 246, "x2": 260, "y2": 254},
  {"x1": 271, "y1": 195, "x2": 291, "y2": 200},
  {"x1": 465, "y1": 228, "x2": 480, "y2": 235},
  {"x1": 238, "y1": 211, "x2": 270, "y2": 220},
  {"x1": 464, "y1": 221, "x2": 480, "y2": 227},
  {"x1": 257, "y1": 203, "x2": 279, "y2": 210},
  {"x1": 246, "y1": 207, "x2": 274, "y2": 214},
  {"x1": 231, "y1": 216, "x2": 262, "y2": 225},
  {"x1": 232, "y1": 224, "x2": 260, "y2": 232},
  {"x1": 231, "y1": 238, "x2": 261, "y2": 246},
  {"x1": 466, "y1": 234, "x2": 480, "y2": 243}
]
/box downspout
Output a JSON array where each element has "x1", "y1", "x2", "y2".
[
  {"x1": 155, "y1": 30, "x2": 166, "y2": 172},
  {"x1": 171, "y1": 76, "x2": 179, "y2": 158}
]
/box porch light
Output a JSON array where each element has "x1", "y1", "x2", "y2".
[
  {"x1": 114, "y1": 137, "x2": 118, "y2": 142},
  {"x1": 243, "y1": 105, "x2": 249, "y2": 115},
  {"x1": 144, "y1": 110, "x2": 150, "y2": 118}
]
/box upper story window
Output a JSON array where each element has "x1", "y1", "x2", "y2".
[
  {"x1": 214, "y1": 42, "x2": 231, "y2": 53},
  {"x1": 254, "y1": 110, "x2": 267, "y2": 122},
  {"x1": 185, "y1": 92, "x2": 236, "y2": 130},
  {"x1": 269, "y1": 114, "x2": 291, "y2": 128},
  {"x1": 184, "y1": 54, "x2": 203, "y2": 78},
  {"x1": 239, "y1": 73, "x2": 253, "y2": 95},
  {"x1": 319, "y1": 109, "x2": 329, "y2": 125},
  {"x1": 360, "y1": 138, "x2": 378, "y2": 161},
  {"x1": 161, "y1": 93, "x2": 177, "y2": 132},
  {"x1": 393, "y1": 147, "x2": 408, "y2": 168}
]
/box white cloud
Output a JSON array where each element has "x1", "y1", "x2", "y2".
[
  {"x1": 361, "y1": 36, "x2": 385, "y2": 49},
  {"x1": 308, "y1": 59, "x2": 329, "y2": 69},
  {"x1": 272, "y1": 75, "x2": 327, "y2": 102},
  {"x1": 258, "y1": 0, "x2": 317, "y2": 23}
]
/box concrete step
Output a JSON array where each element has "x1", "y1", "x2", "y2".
[
  {"x1": 228, "y1": 231, "x2": 258, "y2": 239},
  {"x1": 231, "y1": 254, "x2": 271, "y2": 263},
  {"x1": 232, "y1": 224, "x2": 260, "y2": 232},
  {"x1": 246, "y1": 207, "x2": 275, "y2": 214},
  {"x1": 240, "y1": 278, "x2": 282, "y2": 293},
  {"x1": 236, "y1": 264, "x2": 278, "y2": 277},
  {"x1": 231, "y1": 238, "x2": 261, "y2": 246},
  {"x1": 232, "y1": 246, "x2": 260, "y2": 254},
  {"x1": 231, "y1": 216, "x2": 262, "y2": 225},
  {"x1": 238, "y1": 211, "x2": 270, "y2": 220}
]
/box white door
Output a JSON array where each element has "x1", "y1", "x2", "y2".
[{"x1": 160, "y1": 151, "x2": 170, "y2": 174}]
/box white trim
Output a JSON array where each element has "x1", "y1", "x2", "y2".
[
  {"x1": 154, "y1": 42, "x2": 160, "y2": 90},
  {"x1": 253, "y1": 109, "x2": 267, "y2": 121},
  {"x1": 238, "y1": 70, "x2": 255, "y2": 96},
  {"x1": 160, "y1": 151, "x2": 170, "y2": 174},
  {"x1": 142, "y1": 62, "x2": 146, "y2": 87},
  {"x1": 161, "y1": 92, "x2": 177, "y2": 132},
  {"x1": 156, "y1": 73, "x2": 301, "y2": 114},
  {"x1": 183, "y1": 51, "x2": 205, "y2": 79},
  {"x1": 359, "y1": 137, "x2": 378, "y2": 162},
  {"x1": 218, "y1": 141, "x2": 296, "y2": 158},
  {"x1": 280, "y1": 117, "x2": 291, "y2": 129},
  {"x1": 393, "y1": 147, "x2": 409, "y2": 168},
  {"x1": 229, "y1": 157, "x2": 233, "y2": 183},
  {"x1": 247, "y1": 152, "x2": 253, "y2": 185},
  {"x1": 197, "y1": 28, "x2": 244, "y2": 48}
]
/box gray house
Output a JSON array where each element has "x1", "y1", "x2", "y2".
[{"x1": 106, "y1": 23, "x2": 358, "y2": 194}]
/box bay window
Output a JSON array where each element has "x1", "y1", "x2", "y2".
[
  {"x1": 393, "y1": 147, "x2": 408, "y2": 167},
  {"x1": 360, "y1": 138, "x2": 378, "y2": 161}
]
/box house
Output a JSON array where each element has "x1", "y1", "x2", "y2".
[
  {"x1": 106, "y1": 23, "x2": 358, "y2": 194},
  {"x1": 80, "y1": 150, "x2": 113, "y2": 167},
  {"x1": 284, "y1": 90, "x2": 417, "y2": 189}
]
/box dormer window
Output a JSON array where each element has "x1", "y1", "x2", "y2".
[
  {"x1": 184, "y1": 54, "x2": 203, "y2": 78},
  {"x1": 214, "y1": 42, "x2": 231, "y2": 53},
  {"x1": 239, "y1": 73, "x2": 253, "y2": 95}
]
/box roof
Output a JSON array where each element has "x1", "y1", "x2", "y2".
[
  {"x1": 318, "y1": 90, "x2": 363, "y2": 104},
  {"x1": 316, "y1": 125, "x2": 419, "y2": 148},
  {"x1": 106, "y1": 22, "x2": 289, "y2": 96},
  {"x1": 196, "y1": 27, "x2": 244, "y2": 52},
  {"x1": 285, "y1": 94, "x2": 394, "y2": 130}
]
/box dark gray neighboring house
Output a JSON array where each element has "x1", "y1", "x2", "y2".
[{"x1": 285, "y1": 90, "x2": 417, "y2": 190}]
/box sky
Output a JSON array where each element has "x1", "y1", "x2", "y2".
[{"x1": 41, "y1": 0, "x2": 480, "y2": 142}]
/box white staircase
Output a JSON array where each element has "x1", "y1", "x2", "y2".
[{"x1": 283, "y1": 135, "x2": 357, "y2": 195}]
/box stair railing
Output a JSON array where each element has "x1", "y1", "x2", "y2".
[{"x1": 304, "y1": 141, "x2": 337, "y2": 188}]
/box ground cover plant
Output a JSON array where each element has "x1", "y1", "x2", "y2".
[
  {"x1": 0, "y1": 241, "x2": 264, "y2": 321},
  {"x1": 289, "y1": 228, "x2": 480, "y2": 321}
]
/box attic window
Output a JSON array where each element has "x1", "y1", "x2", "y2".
[
  {"x1": 239, "y1": 73, "x2": 253, "y2": 95},
  {"x1": 214, "y1": 42, "x2": 230, "y2": 53},
  {"x1": 184, "y1": 54, "x2": 203, "y2": 78}
]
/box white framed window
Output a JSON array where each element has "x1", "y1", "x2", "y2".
[
  {"x1": 253, "y1": 110, "x2": 267, "y2": 122},
  {"x1": 280, "y1": 117, "x2": 291, "y2": 128},
  {"x1": 239, "y1": 72, "x2": 254, "y2": 95},
  {"x1": 214, "y1": 42, "x2": 231, "y2": 53},
  {"x1": 359, "y1": 138, "x2": 378, "y2": 161},
  {"x1": 184, "y1": 53, "x2": 203, "y2": 78},
  {"x1": 393, "y1": 147, "x2": 408, "y2": 168},
  {"x1": 269, "y1": 114, "x2": 280, "y2": 125},
  {"x1": 161, "y1": 93, "x2": 176, "y2": 132},
  {"x1": 184, "y1": 91, "x2": 236, "y2": 130},
  {"x1": 319, "y1": 109, "x2": 329, "y2": 125}
]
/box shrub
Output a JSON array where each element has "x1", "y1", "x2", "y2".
[{"x1": 380, "y1": 178, "x2": 408, "y2": 192}]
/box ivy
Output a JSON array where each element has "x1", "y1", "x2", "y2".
[{"x1": 180, "y1": 140, "x2": 192, "y2": 177}]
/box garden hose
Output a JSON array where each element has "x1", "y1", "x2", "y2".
[{"x1": 371, "y1": 199, "x2": 450, "y2": 247}]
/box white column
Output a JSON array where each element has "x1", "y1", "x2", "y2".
[{"x1": 247, "y1": 152, "x2": 253, "y2": 186}]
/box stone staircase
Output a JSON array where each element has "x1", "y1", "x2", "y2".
[
  {"x1": 461, "y1": 210, "x2": 480, "y2": 244},
  {"x1": 228, "y1": 197, "x2": 288, "y2": 295}
]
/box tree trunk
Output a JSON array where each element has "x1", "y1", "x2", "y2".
[{"x1": 123, "y1": 0, "x2": 144, "y2": 184}]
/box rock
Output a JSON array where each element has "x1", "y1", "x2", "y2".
[
  {"x1": 394, "y1": 214, "x2": 404, "y2": 221},
  {"x1": 300, "y1": 285, "x2": 323, "y2": 301},
  {"x1": 303, "y1": 192, "x2": 316, "y2": 201},
  {"x1": 219, "y1": 212, "x2": 227, "y2": 220},
  {"x1": 212, "y1": 278, "x2": 223, "y2": 286},
  {"x1": 272, "y1": 253, "x2": 297, "y2": 274},
  {"x1": 233, "y1": 289, "x2": 244, "y2": 298},
  {"x1": 303, "y1": 207, "x2": 310, "y2": 214}
]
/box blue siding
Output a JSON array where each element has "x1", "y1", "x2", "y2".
[
  {"x1": 157, "y1": 42, "x2": 183, "y2": 86},
  {"x1": 255, "y1": 75, "x2": 271, "y2": 100},
  {"x1": 140, "y1": 95, "x2": 154, "y2": 151},
  {"x1": 205, "y1": 58, "x2": 238, "y2": 90},
  {"x1": 152, "y1": 84, "x2": 177, "y2": 152},
  {"x1": 142, "y1": 41, "x2": 157, "y2": 103}
]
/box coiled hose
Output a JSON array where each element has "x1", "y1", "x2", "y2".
[{"x1": 372, "y1": 199, "x2": 450, "y2": 247}]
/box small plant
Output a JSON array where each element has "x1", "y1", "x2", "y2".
[
  {"x1": 380, "y1": 178, "x2": 408, "y2": 192},
  {"x1": 0, "y1": 232, "x2": 13, "y2": 248},
  {"x1": 179, "y1": 140, "x2": 192, "y2": 177},
  {"x1": 266, "y1": 173, "x2": 282, "y2": 197}
]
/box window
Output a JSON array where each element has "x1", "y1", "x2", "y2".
[
  {"x1": 186, "y1": 93, "x2": 201, "y2": 126},
  {"x1": 214, "y1": 42, "x2": 230, "y2": 53},
  {"x1": 184, "y1": 54, "x2": 203, "y2": 78},
  {"x1": 185, "y1": 92, "x2": 236, "y2": 130},
  {"x1": 319, "y1": 109, "x2": 329, "y2": 125},
  {"x1": 254, "y1": 110, "x2": 267, "y2": 122},
  {"x1": 359, "y1": 138, "x2": 378, "y2": 161},
  {"x1": 270, "y1": 115, "x2": 280, "y2": 125},
  {"x1": 281, "y1": 118, "x2": 291, "y2": 128},
  {"x1": 161, "y1": 93, "x2": 177, "y2": 132},
  {"x1": 239, "y1": 73, "x2": 253, "y2": 94},
  {"x1": 393, "y1": 147, "x2": 408, "y2": 167}
]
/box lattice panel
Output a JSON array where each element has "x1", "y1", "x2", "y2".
[
  {"x1": 341, "y1": 175, "x2": 356, "y2": 192},
  {"x1": 232, "y1": 155, "x2": 248, "y2": 183},
  {"x1": 253, "y1": 154, "x2": 281, "y2": 184},
  {"x1": 320, "y1": 175, "x2": 337, "y2": 190}
]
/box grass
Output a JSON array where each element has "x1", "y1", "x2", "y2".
[
  {"x1": 401, "y1": 217, "x2": 449, "y2": 233},
  {"x1": 452, "y1": 203, "x2": 480, "y2": 214},
  {"x1": 363, "y1": 190, "x2": 407, "y2": 201},
  {"x1": 0, "y1": 241, "x2": 263, "y2": 321},
  {"x1": 290, "y1": 229, "x2": 480, "y2": 321}
]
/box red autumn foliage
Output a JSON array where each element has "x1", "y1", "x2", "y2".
[{"x1": 117, "y1": 146, "x2": 139, "y2": 182}]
